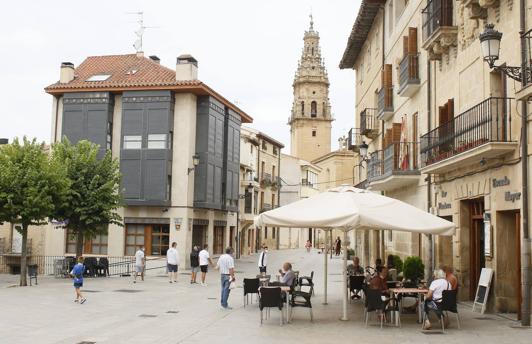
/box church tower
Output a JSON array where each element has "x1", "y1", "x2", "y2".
[{"x1": 289, "y1": 16, "x2": 333, "y2": 162}]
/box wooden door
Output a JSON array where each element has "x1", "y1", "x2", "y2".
[
  {"x1": 516, "y1": 211, "x2": 522, "y2": 319},
  {"x1": 213, "y1": 226, "x2": 224, "y2": 255},
  {"x1": 469, "y1": 199, "x2": 485, "y2": 300}
]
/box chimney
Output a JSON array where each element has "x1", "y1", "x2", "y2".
[
  {"x1": 176, "y1": 54, "x2": 198, "y2": 81},
  {"x1": 149, "y1": 55, "x2": 160, "y2": 64},
  {"x1": 60, "y1": 62, "x2": 75, "y2": 84}
]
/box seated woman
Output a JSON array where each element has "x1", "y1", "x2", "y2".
[
  {"x1": 423, "y1": 269, "x2": 451, "y2": 330},
  {"x1": 347, "y1": 256, "x2": 364, "y2": 276},
  {"x1": 369, "y1": 266, "x2": 390, "y2": 298}
]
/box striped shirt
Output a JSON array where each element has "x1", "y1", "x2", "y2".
[{"x1": 216, "y1": 254, "x2": 234, "y2": 275}]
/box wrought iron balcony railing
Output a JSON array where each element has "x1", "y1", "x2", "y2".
[
  {"x1": 368, "y1": 142, "x2": 419, "y2": 183},
  {"x1": 422, "y1": 0, "x2": 454, "y2": 43},
  {"x1": 398, "y1": 53, "x2": 420, "y2": 95},
  {"x1": 368, "y1": 150, "x2": 384, "y2": 181},
  {"x1": 360, "y1": 108, "x2": 379, "y2": 138},
  {"x1": 377, "y1": 86, "x2": 394, "y2": 120},
  {"x1": 348, "y1": 128, "x2": 362, "y2": 152},
  {"x1": 420, "y1": 97, "x2": 514, "y2": 167}
]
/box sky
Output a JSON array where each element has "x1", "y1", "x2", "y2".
[{"x1": 0, "y1": 0, "x2": 360, "y2": 153}]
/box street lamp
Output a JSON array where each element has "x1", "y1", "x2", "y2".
[
  {"x1": 358, "y1": 141, "x2": 369, "y2": 161},
  {"x1": 479, "y1": 24, "x2": 530, "y2": 82},
  {"x1": 188, "y1": 154, "x2": 200, "y2": 174}
]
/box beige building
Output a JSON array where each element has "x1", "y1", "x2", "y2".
[
  {"x1": 238, "y1": 127, "x2": 283, "y2": 256},
  {"x1": 340, "y1": 0, "x2": 532, "y2": 316}
]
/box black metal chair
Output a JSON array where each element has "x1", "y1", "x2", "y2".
[
  {"x1": 290, "y1": 280, "x2": 313, "y2": 321},
  {"x1": 97, "y1": 257, "x2": 110, "y2": 277},
  {"x1": 83, "y1": 257, "x2": 98, "y2": 277},
  {"x1": 298, "y1": 271, "x2": 314, "y2": 295},
  {"x1": 259, "y1": 287, "x2": 284, "y2": 325},
  {"x1": 349, "y1": 275, "x2": 366, "y2": 302},
  {"x1": 243, "y1": 278, "x2": 260, "y2": 307},
  {"x1": 440, "y1": 289, "x2": 461, "y2": 330},
  {"x1": 28, "y1": 264, "x2": 38, "y2": 286},
  {"x1": 364, "y1": 288, "x2": 386, "y2": 328}
]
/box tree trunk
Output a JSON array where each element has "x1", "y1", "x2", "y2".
[
  {"x1": 19, "y1": 224, "x2": 28, "y2": 287},
  {"x1": 75, "y1": 231, "x2": 84, "y2": 258}
]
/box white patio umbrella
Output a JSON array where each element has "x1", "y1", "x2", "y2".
[{"x1": 254, "y1": 185, "x2": 455, "y2": 321}]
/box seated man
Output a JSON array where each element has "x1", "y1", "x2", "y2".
[
  {"x1": 347, "y1": 256, "x2": 364, "y2": 276},
  {"x1": 441, "y1": 265, "x2": 458, "y2": 290},
  {"x1": 277, "y1": 262, "x2": 296, "y2": 287},
  {"x1": 423, "y1": 269, "x2": 451, "y2": 330}
]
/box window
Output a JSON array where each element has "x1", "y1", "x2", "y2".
[
  {"x1": 312, "y1": 130, "x2": 316, "y2": 137},
  {"x1": 250, "y1": 145, "x2": 254, "y2": 154},
  {"x1": 65, "y1": 229, "x2": 108, "y2": 255},
  {"x1": 261, "y1": 161, "x2": 265, "y2": 178},
  {"x1": 273, "y1": 227, "x2": 276, "y2": 239},
  {"x1": 301, "y1": 101, "x2": 305, "y2": 115},
  {"x1": 106, "y1": 122, "x2": 112, "y2": 150},
  {"x1": 125, "y1": 224, "x2": 170, "y2": 256},
  {"x1": 262, "y1": 140, "x2": 267, "y2": 151},
  {"x1": 86, "y1": 74, "x2": 111, "y2": 81},
  {"x1": 244, "y1": 190, "x2": 252, "y2": 213},
  {"x1": 150, "y1": 224, "x2": 170, "y2": 256},
  {"x1": 305, "y1": 170, "x2": 318, "y2": 187},
  {"x1": 123, "y1": 135, "x2": 142, "y2": 149},
  {"x1": 265, "y1": 226, "x2": 268, "y2": 239},
  {"x1": 311, "y1": 101, "x2": 317, "y2": 117},
  {"x1": 125, "y1": 224, "x2": 145, "y2": 256},
  {"x1": 273, "y1": 146, "x2": 278, "y2": 155},
  {"x1": 148, "y1": 134, "x2": 167, "y2": 149},
  {"x1": 272, "y1": 165, "x2": 276, "y2": 179},
  {"x1": 323, "y1": 102, "x2": 326, "y2": 117}
]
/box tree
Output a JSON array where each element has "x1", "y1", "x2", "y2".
[
  {"x1": 52, "y1": 139, "x2": 122, "y2": 257},
  {"x1": 0, "y1": 137, "x2": 69, "y2": 286}
]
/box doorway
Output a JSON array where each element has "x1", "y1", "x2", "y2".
[
  {"x1": 496, "y1": 210, "x2": 521, "y2": 317},
  {"x1": 468, "y1": 198, "x2": 485, "y2": 300},
  {"x1": 192, "y1": 225, "x2": 207, "y2": 250},
  {"x1": 213, "y1": 226, "x2": 225, "y2": 255}
]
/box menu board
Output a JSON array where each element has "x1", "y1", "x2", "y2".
[{"x1": 472, "y1": 268, "x2": 493, "y2": 314}]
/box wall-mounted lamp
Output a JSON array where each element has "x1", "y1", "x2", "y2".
[
  {"x1": 358, "y1": 141, "x2": 370, "y2": 162},
  {"x1": 188, "y1": 154, "x2": 200, "y2": 175}
]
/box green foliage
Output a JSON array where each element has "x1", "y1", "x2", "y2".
[
  {"x1": 403, "y1": 256, "x2": 425, "y2": 283},
  {"x1": 389, "y1": 254, "x2": 403, "y2": 274},
  {"x1": 51, "y1": 139, "x2": 123, "y2": 256},
  {"x1": 0, "y1": 137, "x2": 69, "y2": 285},
  {"x1": 347, "y1": 248, "x2": 355, "y2": 259}
]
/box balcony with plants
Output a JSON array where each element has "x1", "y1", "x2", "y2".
[
  {"x1": 421, "y1": 0, "x2": 457, "y2": 60},
  {"x1": 420, "y1": 97, "x2": 517, "y2": 174},
  {"x1": 367, "y1": 142, "x2": 420, "y2": 191}
]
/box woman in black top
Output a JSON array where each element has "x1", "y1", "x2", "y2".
[{"x1": 190, "y1": 246, "x2": 200, "y2": 284}]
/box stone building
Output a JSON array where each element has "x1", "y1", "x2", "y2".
[
  {"x1": 340, "y1": 0, "x2": 532, "y2": 316},
  {"x1": 238, "y1": 127, "x2": 283, "y2": 255},
  {"x1": 36, "y1": 52, "x2": 252, "y2": 266}
]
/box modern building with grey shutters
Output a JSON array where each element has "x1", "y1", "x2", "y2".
[{"x1": 43, "y1": 52, "x2": 252, "y2": 263}]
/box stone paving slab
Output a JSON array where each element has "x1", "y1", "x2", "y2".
[{"x1": 0, "y1": 249, "x2": 530, "y2": 344}]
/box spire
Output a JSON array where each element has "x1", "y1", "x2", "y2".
[{"x1": 309, "y1": 13, "x2": 314, "y2": 31}]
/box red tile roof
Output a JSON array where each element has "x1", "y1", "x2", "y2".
[{"x1": 45, "y1": 54, "x2": 252, "y2": 123}]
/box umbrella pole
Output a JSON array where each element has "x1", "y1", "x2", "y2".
[
  {"x1": 323, "y1": 229, "x2": 328, "y2": 305},
  {"x1": 341, "y1": 230, "x2": 348, "y2": 321}
]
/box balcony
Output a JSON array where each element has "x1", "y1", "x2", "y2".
[
  {"x1": 348, "y1": 128, "x2": 363, "y2": 152},
  {"x1": 422, "y1": 0, "x2": 457, "y2": 61},
  {"x1": 398, "y1": 54, "x2": 420, "y2": 97},
  {"x1": 360, "y1": 108, "x2": 379, "y2": 139},
  {"x1": 515, "y1": 29, "x2": 532, "y2": 101},
  {"x1": 260, "y1": 203, "x2": 272, "y2": 213},
  {"x1": 377, "y1": 86, "x2": 394, "y2": 121},
  {"x1": 420, "y1": 97, "x2": 517, "y2": 174},
  {"x1": 367, "y1": 142, "x2": 420, "y2": 191}
]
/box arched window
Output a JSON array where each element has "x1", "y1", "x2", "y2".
[
  {"x1": 311, "y1": 101, "x2": 317, "y2": 117},
  {"x1": 301, "y1": 101, "x2": 305, "y2": 115},
  {"x1": 323, "y1": 102, "x2": 326, "y2": 116},
  {"x1": 311, "y1": 47, "x2": 314, "y2": 55}
]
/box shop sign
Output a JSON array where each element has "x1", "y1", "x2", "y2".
[
  {"x1": 173, "y1": 218, "x2": 183, "y2": 231},
  {"x1": 504, "y1": 191, "x2": 521, "y2": 203},
  {"x1": 441, "y1": 190, "x2": 447, "y2": 198},
  {"x1": 492, "y1": 176, "x2": 510, "y2": 188},
  {"x1": 438, "y1": 202, "x2": 452, "y2": 210},
  {"x1": 483, "y1": 213, "x2": 491, "y2": 257}
]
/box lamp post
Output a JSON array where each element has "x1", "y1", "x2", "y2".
[
  {"x1": 479, "y1": 23, "x2": 530, "y2": 327},
  {"x1": 351, "y1": 141, "x2": 369, "y2": 186}
]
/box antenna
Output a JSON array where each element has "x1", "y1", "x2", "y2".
[{"x1": 126, "y1": 11, "x2": 159, "y2": 53}]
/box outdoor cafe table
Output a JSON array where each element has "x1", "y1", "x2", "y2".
[{"x1": 388, "y1": 287, "x2": 429, "y2": 326}]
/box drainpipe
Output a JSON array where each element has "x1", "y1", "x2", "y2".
[
  {"x1": 519, "y1": 0, "x2": 530, "y2": 327},
  {"x1": 427, "y1": 57, "x2": 434, "y2": 276}
]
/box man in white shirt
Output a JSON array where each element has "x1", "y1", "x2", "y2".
[
  {"x1": 133, "y1": 246, "x2": 145, "y2": 283},
  {"x1": 166, "y1": 242, "x2": 179, "y2": 283},
  {"x1": 216, "y1": 247, "x2": 235, "y2": 310},
  {"x1": 423, "y1": 269, "x2": 451, "y2": 330},
  {"x1": 199, "y1": 244, "x2": 214, "y2": 286},
  {"x1": 258, "y1": 246, "x2": 268, "y2": 274}
]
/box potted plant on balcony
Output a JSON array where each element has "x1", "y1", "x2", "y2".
[{"x1": 260, "y1": 178, "x2": 271, "y2": 188}]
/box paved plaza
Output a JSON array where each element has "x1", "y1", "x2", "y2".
[{"x1": 0, "y1": 249, "x2": 530, "y2": 344}]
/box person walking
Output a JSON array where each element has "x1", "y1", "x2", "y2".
[
  {"x1": 334, "y1": 237, "x2": 341, "y2": 256},
  {"x1": 70, "y1": 256, "x2": 86, "y2": 304},
  {"x1": 216, "y1": 247, "x2": 236, "y2": 310},
  {"x1": 305, "y1": 240, "x2": 312, "y2": 253},
  {"x1": 258, "y1": 246, "x2": 268, "y2": 274},
  {"x1": 190, "y1": 246, "x2": 200, "y2": 284},
  {"x1": 133, "y1": 246, "x2": 145, "y2": 283},
  {"x1": 199, "y1": 244, "x2": 214, "y2": 286},
  {"x1": 167, "y1": 242, "x2": 179, "y2": 283}
]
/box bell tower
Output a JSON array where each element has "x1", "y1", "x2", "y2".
[{"x1": 289, "y1": 15, "x2": 333, "y2": 162}]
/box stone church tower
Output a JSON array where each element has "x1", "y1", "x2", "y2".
[{"x1": 289, "y1": 16, "x2": 333, "y2": 162}]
